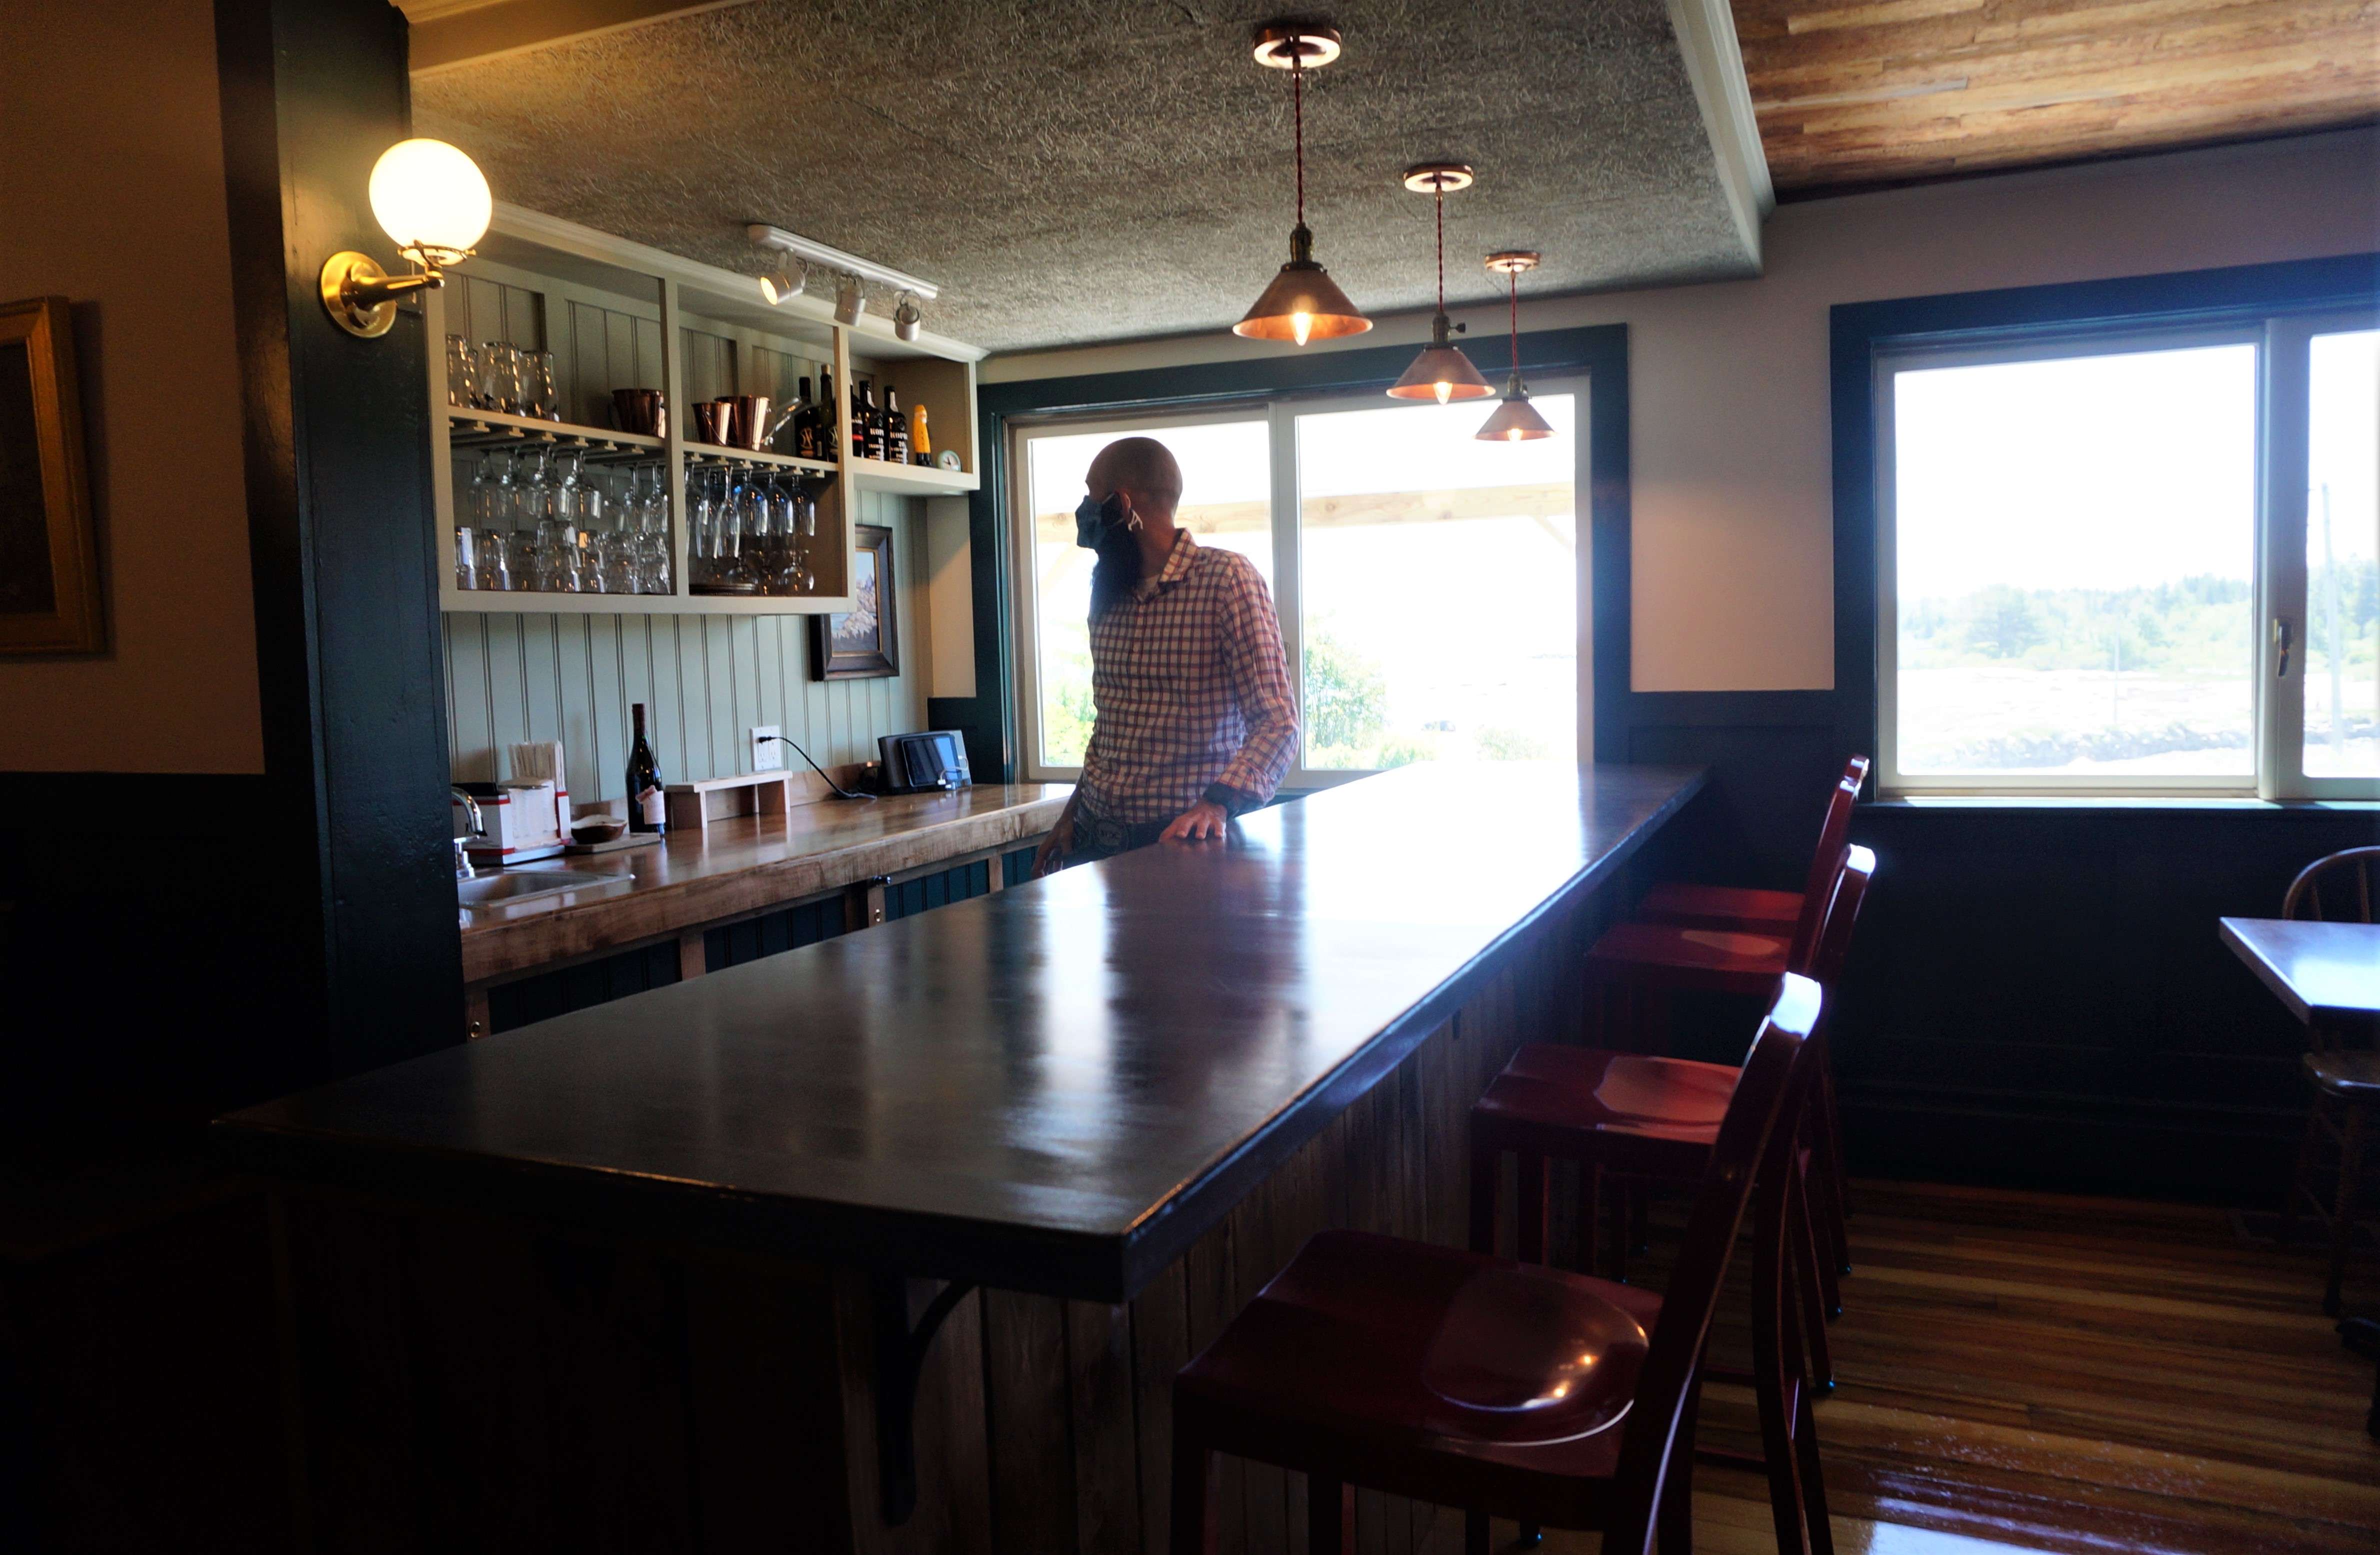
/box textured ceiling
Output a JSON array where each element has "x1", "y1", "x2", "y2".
[{"x1": 411, "y1": 0, "x2": 1752, "y2": 352}]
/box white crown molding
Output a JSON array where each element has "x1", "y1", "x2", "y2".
[{"x1": 1666, "y1": 0, "x2": 1774, "y2": 268}]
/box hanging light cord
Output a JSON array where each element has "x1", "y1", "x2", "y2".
[
  {"x1": 1434, "y1": 184, "x2": 1446, "y2": 314},
  {"x1": 1508, "y1": 268, "x2": 1521, "y2": 372},
  {"x1": 1292, "y1": 50, "x2": 1306, "y2": 229}
]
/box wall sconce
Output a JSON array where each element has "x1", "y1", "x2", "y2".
[
  {"x1": 320, "y1": 138, "x2": 492, "y2": 340},
  {"x1": 834, "y1": 274, "x2": 866, "y2": 326},
  {"x1": 892, "y1": 292, "x2": 924, "y2": 342}
]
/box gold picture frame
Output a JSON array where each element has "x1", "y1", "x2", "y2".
[{"x1": 0, "y1": 296, "x2": 102, "y2": 654}]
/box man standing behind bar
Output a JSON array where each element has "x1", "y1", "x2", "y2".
[{"x1": 1034, "y1": 437, "x2": 1298, "y2": 873}]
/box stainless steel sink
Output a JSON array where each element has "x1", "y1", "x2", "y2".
[{"x1": 456, "y1": 866, "x2": 630, "y2": 910}]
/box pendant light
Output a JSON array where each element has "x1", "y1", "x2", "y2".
[
  {"x1": 1476, "y1": 250, "x2": 1555, "y2": 442},
  {"x1": 1388, "y1": 164, "x2": 1493, "y2": 404},
  {"x1": 1234, "y1": 20, "x2": 1370, "y2": 346}
]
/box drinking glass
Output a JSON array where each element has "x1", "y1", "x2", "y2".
[
  {"x1": 638, "y1": 467, "x2": 672, "y2": 594},
  {"x1": 528, "y1": 350, "x2": 561, "y2": 422},
  {"x1": 469, "y1": 450, "x2": 515, "y2": 590},
  {"x1": 444, "y1": 334, "x2": 475, "y2": 408},
  {"x1": 453, "y1": 525, "x2": 482, "y2": 591},
  {"x1": 478, "y1": 342, "x2": 520, "y2": 415}
]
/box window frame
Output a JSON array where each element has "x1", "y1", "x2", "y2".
[
  {"x1": 1871, "y1": 307, "x2": 2379, "y2": 800},
  {"x1": 1006, "y1": 378, "x2": 1594, "y2": 789}
]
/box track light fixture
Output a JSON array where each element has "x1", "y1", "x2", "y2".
[
  {"x1": 758, "y1": 260, "x2": 806, "y2": 305},
  {"x1": 833, "y1": 274, "x2": 866, "y2": 326},
  {"x1": 893, "y1": 292, "x2": 924, "y2": 342}
]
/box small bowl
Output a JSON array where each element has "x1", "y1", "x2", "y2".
[{"x1": 572, "y1": 817, "x2": 628, "y2": 844}]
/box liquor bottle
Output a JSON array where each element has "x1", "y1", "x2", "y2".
[
  {"x1": 864, "y1": 384, "x2": 889, "y2": 462},
  {"x1": 626, "y1": 702, "x2": 667, "y2": 834},
  {"x1": 792, "y1": 376, "x2": 818, "y2": 460},
  {"x1": 850, "y1": 380, "x2": 868, "y2": 461},
  {"x1": 910, "y1": 403, "x2": 932, "y2": 465},
  {"x1": 819, "y1": 368, "x2": 840, "y2": 462},
  {"x1": 884, "y1": 388, "x2": 910, "y2": 466}
]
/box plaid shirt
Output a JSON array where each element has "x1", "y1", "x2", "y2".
[{"x1": 1078, "y1": 531, "x2": 1298, "y2": 826}]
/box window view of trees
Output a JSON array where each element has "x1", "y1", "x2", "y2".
[{"x1": 1892, "y1": 342, "x2": 2262, "y2": 778}]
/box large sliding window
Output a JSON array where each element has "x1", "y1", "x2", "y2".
[
  {"x1": 1012, "y1": 384, "x2": 1587, "y2": 785},
  {"x1": 1876, "y1": 312, "x2": 2377, "y2": 798}
]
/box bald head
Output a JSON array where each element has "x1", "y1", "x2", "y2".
[{"x1": 1086, "y1": 436, "x2": 1184, "y2": 518}]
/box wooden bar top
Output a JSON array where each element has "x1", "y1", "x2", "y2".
[
  {"x1": 218, "y1": 762, "x2": 1704, "y2": 1303},
  {"x1": 458, "y1": 782, "x2": 1072, "y2": 984}
]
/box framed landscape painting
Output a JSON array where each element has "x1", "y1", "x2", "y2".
[
  {"x1": 0, "y1": 296, "x2": 102, "y2": 654},
  {"x1": 811, "y1": 522, "x2": 898, "y2": 680}
]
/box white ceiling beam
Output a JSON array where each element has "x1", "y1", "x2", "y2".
[
  {"x1": 402, "y1": 0, "x2": 762, "y2": 76},
  {"x1": 1666, "y1": 0, "x2": 1775, "y2": 267}
]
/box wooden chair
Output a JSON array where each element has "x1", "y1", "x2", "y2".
[
  {"x1": 2280, "y1": 847, "x2": 2380, "y2": 1314},
  {"x1": 1580, "y1": 823, "x2": 1859, "y2": 1302},
  {"x1": 1634, "y1": 757, "x2": 1869, "y2": 940},
  {"x1": 1171, "y1": 976, "x2": 1828, "y2": 1555},
  {"x1": 1474, "y1": 847, "x2": 1876, "y2": 1405}
]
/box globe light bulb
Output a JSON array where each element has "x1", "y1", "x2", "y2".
[{"x1": 367, "y1": 138, "x2": 491, "y2": 262}]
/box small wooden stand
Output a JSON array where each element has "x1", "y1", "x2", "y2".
[{"x1": 663, "y1": 771, "x2": 793, "y2": 837}]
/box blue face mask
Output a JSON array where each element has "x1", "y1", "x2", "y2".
[{"x1": 1074, "y1": 490, "x2": 1128, "y2": 550}]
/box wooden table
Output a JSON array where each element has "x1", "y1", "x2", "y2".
[
  {"x1": 2220, "y1": 917, "x2": 2380, "y2": 1030},
  {"x1": 216, "y1": 762, "x2": 1708, "y2": 1552}
]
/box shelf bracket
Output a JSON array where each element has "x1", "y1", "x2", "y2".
[{"x1": 870, "y1": 1272, "x2": 976, "y2": 1526}]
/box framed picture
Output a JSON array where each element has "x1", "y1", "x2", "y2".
[
  {"x1": 0, "y1": 296, "x2": 102, "y2": 654},
  {"x1": 812, "y1": 522, "x2": 898, "y2": 680}
]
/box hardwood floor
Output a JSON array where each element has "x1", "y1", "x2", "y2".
[{"x1": 1498, "y1": 1180, "x2": 2378, "y2": 1555}]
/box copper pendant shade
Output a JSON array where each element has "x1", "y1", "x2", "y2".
[
  {"x1": 1235, "y1": 21, "x2": 1370, "y2": 346},
  {"x1": 1388, "y1": 164, "x2": 1492, "y2": 403},
  {"x1": 1476, "y1": 250, "x2": 1554, "y2": 442}
]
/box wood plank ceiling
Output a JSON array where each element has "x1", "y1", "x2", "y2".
[{"x1": 1732, "y1": 0, "x2": 2380, "y2": 194}]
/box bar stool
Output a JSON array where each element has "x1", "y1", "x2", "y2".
[
  {"x1": 1634, "y1": 756, "x2": 1868, "y2": 938},
  {"x1": 1580, "y1": 822, "x2": 1860, "y2": 1300},
  {"x1": 1170, "y1": 977, "x2": 1828, "y2": 1555},
  {"x1": 1475, "y1": 848, "x2": 1876, "y2": 1399}
]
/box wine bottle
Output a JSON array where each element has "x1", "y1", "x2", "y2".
[
  {"x1": 818, "y1": 368, "x2": 838, "y2": 462},
  {"x1": 884, "y1": 388, "x2": 910, "y2": 466},
  {"x1": 626, "y1": 702, "x2": 667, "y2": 834},
  {"x1": 865, "y1": 384, "x2": 888, "y2": 462},
  {"x1": 850, "y1": 380, "x2": 868, "y2": 461},
  {"x1": 792, "y1": 375, "x2": 818, "y2": 460}
]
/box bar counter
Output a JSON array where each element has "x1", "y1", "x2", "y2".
[{"x1": 217, "y1": 762, "x2": 1706, "y2": 1552}]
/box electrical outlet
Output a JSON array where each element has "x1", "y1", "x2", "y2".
[{"x1": 750, "y1": 725, "x2": 783, "y2": 772}]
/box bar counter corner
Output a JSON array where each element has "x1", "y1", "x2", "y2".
[{"x1": 216, "y1": 760, "x2": 1706, "y2": 1554}]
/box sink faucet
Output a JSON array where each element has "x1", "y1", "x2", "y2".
[{"x1": 450, "y1": 786, "x2": 484, "y2": 880}]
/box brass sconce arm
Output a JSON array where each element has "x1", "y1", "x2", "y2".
[{"x1": 320, "y1": 246, "x2": 473, "y2": 340}]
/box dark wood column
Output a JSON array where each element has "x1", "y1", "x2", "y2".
[{"x1": 214, "y1": 0, "x2": 462, "y2": 1091}]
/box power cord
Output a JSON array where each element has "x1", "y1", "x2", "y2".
[{"x1": 761, "y1": 733, "x2": 874, "y2": 801}]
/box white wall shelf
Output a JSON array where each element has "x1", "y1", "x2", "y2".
[{"x1": 428, "y1": 206, "x2": 982, "y2": 617}]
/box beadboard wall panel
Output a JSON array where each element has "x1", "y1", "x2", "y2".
[{"x1": 442, "y1": 490, "x2": 923, "y2": 804}]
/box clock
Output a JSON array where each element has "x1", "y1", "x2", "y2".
[{"x1": 936, "y1": 449, "x2": 962, "y2": 472}]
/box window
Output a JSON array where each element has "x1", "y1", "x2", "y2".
[
  {"x1": 1010, "y1": 384, "x2": 1587, "y2": 786},
  {"x1": 1877, "y1": 312, "x2": 2378, "y2": 798}
]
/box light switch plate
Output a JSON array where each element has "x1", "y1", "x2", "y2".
[{"x1": 750, "y1": 725, "x2": 783, "y2": 772}]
